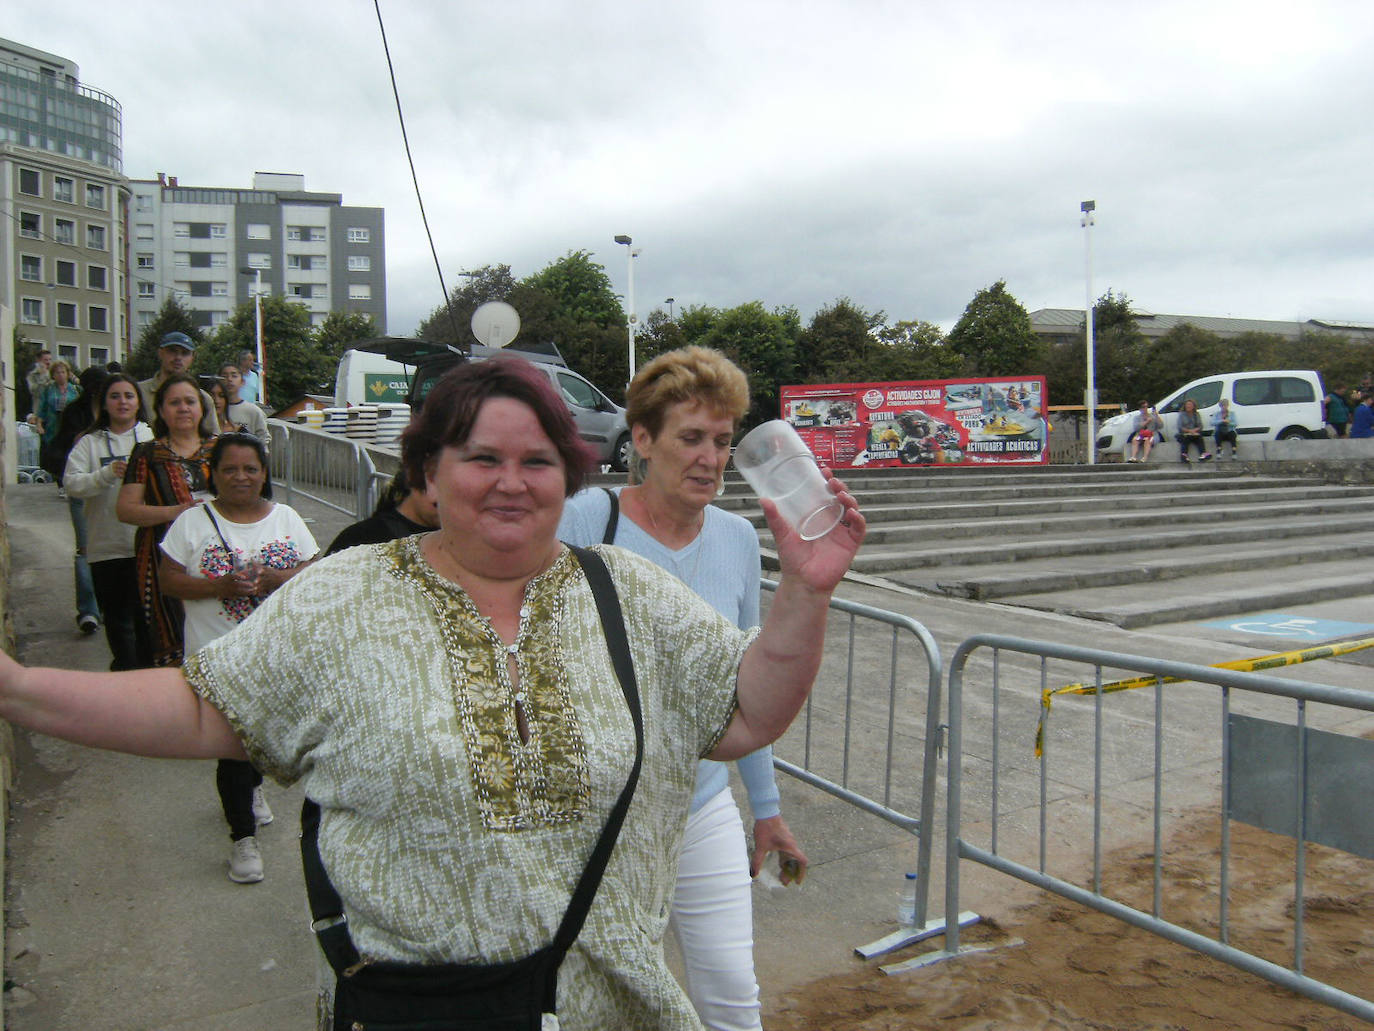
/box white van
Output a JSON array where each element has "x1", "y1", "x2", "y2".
[
  {"x1": 1095, "y1": 370, "x2": 1326, "y2": 457},
  {"x1": 334, "y1": 346, "x2": 415, "y2": 407}
]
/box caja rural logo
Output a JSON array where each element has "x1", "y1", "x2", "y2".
[{"x1": 862, "y1": 389, "x2": 884, "y2": 409}]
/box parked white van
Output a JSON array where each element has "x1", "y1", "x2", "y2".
[
  {"x1": 334, "y1": 346, "x2": 415, "y2": 407},
  {"x1": 1095, "y1": 370, "x2": 1326, "y2": 457}
]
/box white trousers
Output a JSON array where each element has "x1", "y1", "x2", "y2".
[{"x1": 669, "y1": 787, "x2": 762, "y2": 1031}]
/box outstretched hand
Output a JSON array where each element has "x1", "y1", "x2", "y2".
[{"x1": 760, "y1": 468, "x2": 865, "y2": 595}]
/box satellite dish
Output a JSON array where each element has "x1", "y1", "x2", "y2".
[{"x1": 470, "y1": 301, "x2": 521, "y2": 349}]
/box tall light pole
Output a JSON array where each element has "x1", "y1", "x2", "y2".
[
  {"x1": 665, "y1": 297, "x2": 675, "y2": 320},
  {"x1": 239, "y1": 265, "x2": 265, "y2": 405},
  {"x1": 613, "y1": 234, "x2": 638, "y2": 381},
  {"x1": 1081, "y1": 200, "x2": 1097, "y2": 466}
]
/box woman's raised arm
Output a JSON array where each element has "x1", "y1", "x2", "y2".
[{"x1": 0, "y1": 651, "x2": 245, "y2": 760}]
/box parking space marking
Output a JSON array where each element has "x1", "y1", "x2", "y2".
[{"x1": 1203, "y1": 613, "x2": 1374, "y2": 640}]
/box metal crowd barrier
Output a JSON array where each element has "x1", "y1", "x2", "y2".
[
  {"x1": 266, "y1": 419, "x2": 398, "y2": 521},
  {"x1": 761, "y1": 579, "x2": 953, "y2": 957},
  {"x1": 913, "y1": 633, "x2": 1374, "y2": 1024}
]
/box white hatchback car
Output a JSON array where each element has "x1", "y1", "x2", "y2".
[{"x1": 1095, "y1": 370, "x2": 1326, "y2": 458}]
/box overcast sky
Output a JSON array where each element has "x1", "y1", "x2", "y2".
[{"x1": 11, "y1": 1, "x2": 1374, "y2": 337}]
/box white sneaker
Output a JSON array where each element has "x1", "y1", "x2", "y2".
[
  {"x1": 229, "y1": 836, "x2": 264, "y2": 883},
  {"x1": 251, "y1": 785, "x2": 273, "y2": 826}
]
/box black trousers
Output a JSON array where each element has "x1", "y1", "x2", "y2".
[
  {"x1": 89, "y1": 558, "x2": 152, "y2": 671},
  {"x1": 217, "y1": 759, "x2": 264, "y2": 840}
]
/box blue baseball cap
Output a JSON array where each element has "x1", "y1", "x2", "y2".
[{"x1": 160, "y1": 331, "x2": 196, "y2": 352}]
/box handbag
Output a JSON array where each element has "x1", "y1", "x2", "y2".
[{"x1": 302, "y1": 544, "x2": 643, "y2": 1031}]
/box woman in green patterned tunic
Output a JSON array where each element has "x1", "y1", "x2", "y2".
[{"x1": 0, "y1": 357, "x2": 866, "y2": 1030}]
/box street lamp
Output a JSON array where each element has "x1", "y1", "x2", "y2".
[
  {"x1": 1081, "y1": 200, "x2": 1097, "y2": 466},
  {"x1": 238, "y1": 265, "x2": 266, "y2": 405},
  {"x1": 665, "y1": 297, "x2": 675, "y2": 320},
  {"x1": 613, "y1": 234, "x2": 639, "y2": 381}
]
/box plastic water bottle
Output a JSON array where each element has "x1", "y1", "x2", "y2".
[{"x1": 898, "y1": 872, "x2": 918, "y2": 925}]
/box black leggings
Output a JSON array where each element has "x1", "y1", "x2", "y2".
[
  {"x1": 89, "y1": 558, "x2": 153, "y2": 670},
  {"x1": 1180, "y1": 434, "x2": 1207, "y2": 459},
  {"x1": 217, "y1": 759, "x2": 264, "y2": 840}
]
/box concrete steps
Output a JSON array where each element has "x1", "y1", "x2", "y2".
[{"x1": 723, "y1": 463, "x2": 1374, "y2": 628}]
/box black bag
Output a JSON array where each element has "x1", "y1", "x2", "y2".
[{"x1": 304, "y1": 545, "x2": 642, "y2": 1031}]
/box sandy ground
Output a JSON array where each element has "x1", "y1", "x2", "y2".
[{"x1": 763, "y1": 813, "x2": 1373, "y2": 1030}]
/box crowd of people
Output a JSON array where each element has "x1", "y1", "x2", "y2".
[{"x1": 6, "y1": 342, "x2": 866, "y2": 1029}]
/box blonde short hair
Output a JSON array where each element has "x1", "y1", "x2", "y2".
[
  {"x1": 624, "y1": 346, "x2": 750, "y2": 440},
  {"x1": 48, "y1": 359, "x2": 73, "y2": 379}
]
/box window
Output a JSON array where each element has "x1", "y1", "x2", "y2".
[
  {"x1": 135, "y1": 194, "x2": 153, "y2": 212},
  {"x1": 209, "y1": 253, "x2": 227, "y2": 268},
  {"x1": 56, "y1": 259, "x2": 77, "y2": 285},
  {"x1": 20, "y1": 255, "x2": 41, "y2": 282},
  {"x1": 137, "y1": 252, "x2": 155, "y2": 269},
  {"x1": 246, "y1": 223, "x2": 271, "y2": 240},
  {"x1": 86, "y1": 225, "x2": 107, "y2": 250},
  {"x1": 174, "y1": 252, "x2": 190, "y2": 266},
  {"x1": 90, "y1": 346, "x2": 108, "y2": 366},
  {"x1": 212, "y1": 282, "x2": 228, "y2": 296},
  {"x1": 189, "y1": 252, "x2": 212, "y2": 269},
  {"x1": 190, "y1": 282, "x2": 212, "y2": 297},
  {"x1": 20, "y1": 211, "x2": 41, "y2": 238},
  {"x1": 19, "y1": 168, "x2": 40, "y2": 195},
  {"x1": 21, "y1": 298, "x2": 43, "y2": 324},
  {"x1": 137, "y1": 281, "x2": 156, "y2": 298},
  {"x1": 54, "y1": 176, "x2": 74, "y2": 203},
  {"x1": 247, "y1": 253, "x2": 271, "y2": 269},
  {"x1": 311, "y1": 311, "x2": 328, "y2": 328},
  {"x1": 87, "y1": 265, "x2": 108, "y2": 291},
  {"x1": 57, "y1": 302, "x2": 78, "y2": 329},
  {"x1": 347, "y1": 227, "x2": 371, "y2": 243},
  {"x1": 209, "y1": 224, "x2": 227, "y2": 238},
  {"x1": 137, "y1": 310, "x2": 154, "y2": 327},
  {"x1": 88, "y1": 306, "x2": 109, "y2": 332},
  {"x1": 174, "y1": 223, "x2": 190, "y2": 237},
  {"x1": 310, "y1": 227, "x2": 326, "y2": 242},
  {"x1": 86, "y1": 184, "x2": 106, "y2": 209},
  {"x1": 210, "y1": 311, "x2": 229, "y2": 327},
  {"x1": 58, "y1": 344, "x2": 78, "y2": 364},
  {"x1": 55, "y1": 218, "x2": 75, "y2": 244},
  {"x1": 136, "y1": 223, "x2": 154, "y2": 240},
  {"x1": 313, "y1": 255, "x2": 326, "y2": 270},
  {"x1": 289, "y1": 284, "x2": 313, "y2": 298},
  {"x1": 347, "y1": 255, "x2": 371, "y2": 271},
  {"x1": 287, "y1": 226, "x2": 304, "y2": 241},
  {"x1": 349, "y1": 284, "x2": 372, "y2": 300}
]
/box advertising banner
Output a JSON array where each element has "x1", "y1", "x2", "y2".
[{"x1": 780, "y1": 376, "x2": 1049, "y2": 468}]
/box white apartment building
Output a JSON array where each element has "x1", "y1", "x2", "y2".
[{"x1": 128, "y1": 171, "x2": 386, "y2": 335}]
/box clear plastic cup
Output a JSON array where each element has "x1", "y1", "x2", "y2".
[{"x1": 733, "y1": 420, "x2": 843, "y2": 540}]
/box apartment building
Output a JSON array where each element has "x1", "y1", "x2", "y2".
[
  {"x1": 1, "y1": 38, "x2": 131, "y2": 368},
  {"x1": 128, "y1": 171, "x2": 386, "y2": 336}
]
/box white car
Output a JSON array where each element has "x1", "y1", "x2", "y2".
[{"x1": 1095, "y1": 370, "x2": 1326, "y2": 457}]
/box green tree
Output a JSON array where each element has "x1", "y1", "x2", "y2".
[
  {"x1": 946, "y1": 280, "x2": 1041, "y2": 376},
  {"x1": 636, "y1": 307, "x2": 688, "y2": 367},
  {"x1": 128, "y1": 297, "x2": 203, "y2": 380},
  {"x1": 519, "y1": 251, "x2": 628, "y2": 392},
  {"x1": 201, "y1": 297, "x2": 328, "y2": 407},
  {"x1": 795, "y1": 299, "x2": 883, "y2": 383},
  {"x1": 1136, "y1": 323, "x2": 1227, "y2": 403},
  {"x1": 415, "y1": 264, "x2": 519, "y2": 346},
  {"x1": 689, "y1": 301, "x2": 800, "y2": 428},
  {"x1": 1087, "y1": 291, "x2": 1147, "y2": 407},
  {"x1": 315, "y1": 311, "x2": 379, "y2": 362},
  {"x1": 871, "y1": 320, "x2": 966, "y2": 381}
]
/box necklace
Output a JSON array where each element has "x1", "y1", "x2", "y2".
[{"x1": 636, "y1": 490, "x2": 706, "y2": 587}]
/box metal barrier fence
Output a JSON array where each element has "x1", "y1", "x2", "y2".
[
  {"x1": 761, "y1": 579, "x2": 951, "y2": 957},
  {"x1": 915, "y1": 633, "x2": 1374, "y2": 1024},
  {"x1": 267, "y1": 419, "x2": 398, "y2": 520}
]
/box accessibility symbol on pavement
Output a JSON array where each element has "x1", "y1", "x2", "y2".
[{"x1": 1204, "y1": 613, "x2": 1374, "y2": 640}]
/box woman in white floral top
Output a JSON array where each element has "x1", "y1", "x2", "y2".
[{"x1": 0, "y1": 357, "x2": 866, "y2": 1030}]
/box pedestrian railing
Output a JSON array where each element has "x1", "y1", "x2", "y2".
[
  {"x1": 760, "y1": 579, "x2": 957, "y2": 957},
  {"x1": 267, "y1": 419, "x2": 398, "y2": 521},
  {"x1": 910, "y1": 633, "x2": 1374, "y2": 1024}
]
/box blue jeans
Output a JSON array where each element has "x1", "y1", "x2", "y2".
[{"x1": 67, "y1": 497, "x2": 100, "y2": 622}]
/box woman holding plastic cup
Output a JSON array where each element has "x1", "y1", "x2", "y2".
[
  {"x1": 158, "y1": 432, "x2": 318, "y2": 884},
  {"x1": 559, "y1": 346, "x2": 811, "y2": 1031}
]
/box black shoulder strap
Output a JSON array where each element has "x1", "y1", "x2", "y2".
[
  {"x1": 302, "y1": 544, "x2": 642, "y2": 973},
  {"x1": 601, "y1": 487, "x2": 619, "y2": 545}
]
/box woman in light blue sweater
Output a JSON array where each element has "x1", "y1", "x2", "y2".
[{"x1": 559, "y1": 347, "x2": 804, "y2": 1031}]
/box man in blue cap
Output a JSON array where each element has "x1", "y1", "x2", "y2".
[{"x1": 138, "y1": 331, "x2": 219, "y2": 437}]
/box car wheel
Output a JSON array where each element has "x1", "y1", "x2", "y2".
[
  {"x1": 611, "y1": 432, "x2": 633, "y2": 473},
  {"x1": 1277, "y1": 428, "x2": 1308, "y2": 441}
]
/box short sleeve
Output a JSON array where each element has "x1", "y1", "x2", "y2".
[{"x1": 159, "y1": 506, "x2": 208, "y2": 568}]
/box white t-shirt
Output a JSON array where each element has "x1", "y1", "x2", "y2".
[{"x1": 160, "y1": 501, "x2": 319, "y2": 654}]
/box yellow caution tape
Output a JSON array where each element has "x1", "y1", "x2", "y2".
[{"x1": 1033, "y1": 635, "x2": 1374, "y2": 757}]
